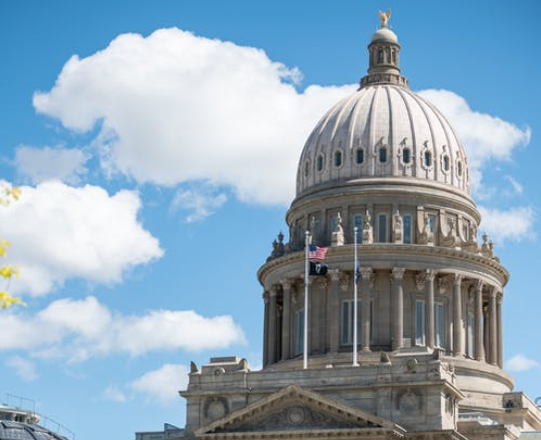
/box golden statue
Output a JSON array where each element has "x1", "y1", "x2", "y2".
[{"x1": 378, "y1": 9, "x2": 391, "y2": 28}]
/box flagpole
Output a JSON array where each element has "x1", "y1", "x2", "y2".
[
  {"x1": 303, "y1": 230, "x2": 310, "y2": 370},
  {"x1": 353, "y1": 226, "x2": 359, "y2": 367}
]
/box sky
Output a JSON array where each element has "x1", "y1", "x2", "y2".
[{"x1": 0, "y1": 1, "x2": 540, "y2": 439}]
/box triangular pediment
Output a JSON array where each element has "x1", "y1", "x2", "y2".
[{"x1": 195, "y1": 384, "x2": 404, "y2": 438}]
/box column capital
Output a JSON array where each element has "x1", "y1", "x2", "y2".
[
  {"x1": 426, "y1": 269, "x2": 436, "y2": 282},
  {"x1": 280, "y1": 278, "x2": 294, "y2": 290},
  {"x1": 263, "y1": 291, "x2": 269, "y2": 303},
  {"x1": 453, "y1": 273, "x2": 463, "y2": 285},
  {"x1": 475, "y1": 279, "x2": 484, "y2": 292},
  {"x1": 329, "y1": 269, "x2": 341, "y2": 282},
  {"x1": 360, "y1": 267, "x2": 373, "y2": 279},
  {"x1": 489, "y1": 285, "x2": 497, "y2": 298},
  {"x1": 391, "y1": 267, "x2": 406, "y2": 281},
  {"x1": 270, "y1": 285, "x2": 280, "y2": 297}
]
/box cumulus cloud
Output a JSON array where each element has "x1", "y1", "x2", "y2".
[
  {"x1": 0, "y1": 296, "x2": 246, "y2": 362},
  {"x1": 170, "y1": 184, "x2": 227, "y2": 222},
  {"x1": 505, "y1": 354, "x2": 540, "y2": 372},
  {"x1": 103, "y1": 385, "x2": 128, "y2": 403},
  {"x1": 6, "y1": 356, "x2": 38, "y2": 382},
  {"x1": 418, "y1": 89, "x2": 531, "y2": 193},
  {"x1": 33, "y1": 27, "x2": 354, "y2": 206},
  {"x1": 479, "y1": 206, "x2": 535, "y2": 243},
  {"x1": 0, "y1": 180, "x2": 163, "y2": 295},
  {"x1": 14, "y1": 146, "x2": 89, "y2": 185},
  {"x1": 131, "y1": 364, "x2": 189, "y2": 404}
]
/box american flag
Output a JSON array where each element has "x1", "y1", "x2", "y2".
[{"x1": 308, "y1": 244, "x2": 328, "y2": 260}]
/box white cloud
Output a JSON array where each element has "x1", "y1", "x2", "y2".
[
  {"x1": 479, "y1": 206, "x2": 535, "y2": 243},
  {"x1": 33, "y1": 28, "x2": 354, "y2": 205},
  {"x1": 131, "y1": 364, "x2": 189, "y2": 404},
  {"x1": 0, "y1": 180, "x2": 163, "y2": 295},
  {"x1": 0, "y1": 296, "x2": 246, "y2": 362},
  {"x1": 14, "y1": 146, "x2": 89, "y2": 185},
  {"x1": 418, "y1": 89, "x2": 531, "y2": 194},
  {"x1": 504, "y1": 175, "x2": 523, "y2": 195},
  {"x1": 6, "y1": 356, "x2": 38, "y2": 382},
  {"x1": 103, "y1": 385, "x2": 128, "y2": 403},
  {"x1": 505, "y1": 354, "x2": 540, "y2": 372},
  {"x1": 171, "y1": 185, "x2": 227, "y2": 222}
]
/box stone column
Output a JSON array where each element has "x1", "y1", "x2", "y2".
[
  {"x1": 391, "y1": 268, "x2": 405, "y2": 350},
  {"x1": 360, "y1": 267, "x2": 373, "y2": 352},
  {"x1": 497, "y1": 295, "x2": 503, "y2": 368},
  {"x1": 267, "y1": 286, "x2": 278, "y2": 365},
  {"x1": 489, "y1": 286, "x2": 498, "y2": 365},
  {"x1": 474, "y1": 280, "x2": 485, "y2": 361},
  {"x1": 263, "y1": 291, "x2": 269, "y2": 366},
  {"x1": 329, "y1": 270, "x2": 340, "y2": 353},
  {"x1": 281, "y1": 280, "x2": 292, "y2": 361},
  {"x1": 453, "y1": 274, "x2": 464, "y2": 356},
  {"x1": 425, "y1": 270, "x2": 436, "y2": 349}
]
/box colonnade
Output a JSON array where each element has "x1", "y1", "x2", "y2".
[{"x1": 262, "y1": 268, "x2": 503, "y2": 369}]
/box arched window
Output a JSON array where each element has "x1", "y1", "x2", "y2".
[
  {"x1": 424, "y1": 151, "x2": 432, "y2": 167},
  {"x1": 317, "y1": 154, "x2": 324, "y2": 172},
  {"x1": 356, "y1": 148, "x2": 364, "y2": 164},
  {"x1": 334, "y1": 150, "x2": 343, "y2": 167},
  {"x1": 379, "y1": 147, "x2": 388, "y2": 163},
  {"x1": 402, "y1": 148, "x2": 411, "y2": 164},
  {"x1": 304, "y1": 160, "x2": 310, "y2": 177},
  {"x1": 378, "y1": 49, "x2": 384, "y2": 63},
  {"x1": 457, "y1": 160, "x2": 463, "y2": 177}
]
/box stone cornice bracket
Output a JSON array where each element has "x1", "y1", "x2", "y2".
[
  {"x1": 329, "y1": 269, "x2": 341, "y2": 282},
  {"x1": 415, "y1": 271, "x2": 426, "y2": 291},
  {"x1": 437, "y1": 275, "x2": 450, "y2": 294},
  {"x1": 391, "y1": 267, "x2": 406, "y2": 282},
  {"x1": 360, "y1": 267, "x2": 375, "y2": 288}
]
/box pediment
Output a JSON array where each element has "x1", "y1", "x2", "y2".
[{"x1": 195, "y1": 384, "x2": 404, "y2": 438}]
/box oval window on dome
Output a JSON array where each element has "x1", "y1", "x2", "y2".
[
  {"x1": 379, "y1": 147, "x2": 388, "y2": 163},
  {"x1": 356, "y1": 148, "x2": 364, "y2": 165},
  {"x1": 443, "y1": 155, "x2": 450, "y2": 172},
  {"x1": 317, "y1": 154, "x2": 325, "y2": 172},
  {"x1": 424, "y1": 151, "x2": 432, "y2": 167},
  {"x1": 402, "y1": 148, "x2": 411, "y2": 164},
  {"x1": 334, "y1": 150, "x2": 343, "y2": 167}
]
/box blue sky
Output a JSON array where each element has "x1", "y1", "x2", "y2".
[{"x1": 1, "y1": 1, "x2": 540, "y2": 439}]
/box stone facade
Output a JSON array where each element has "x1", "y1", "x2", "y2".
[{"x1": 136, "y1": 15, "x2": 541, "y2": 440}]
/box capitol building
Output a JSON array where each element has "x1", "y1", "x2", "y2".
[{"x1": 137, "y1": 14, "x2": 541, "y2": 440}]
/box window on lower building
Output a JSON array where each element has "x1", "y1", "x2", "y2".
[
  {"x1": 378, "y1": 214, "x2": 388, "y2": 243},
  {"x1": 403, "y1": 214, "x2": 412, "y2": 244},
  {"x1": 467, "y1": 309, "x2": 474, "y2": 358},
  {"x1": 354, "y1": 215, "x2": 363, "y2": 244},
  {"x1": 294, "y1": 309, "x2": 305, "y2": 355},
  {"x1": 415, "y1": 300, "x2": 425, "y2": 346},
  {"x1": 435, "y1": 303, "x2": 445, "y2": 348},
  {"x1": 341, "y1": 299, "x2": 373, "y2": 346}
]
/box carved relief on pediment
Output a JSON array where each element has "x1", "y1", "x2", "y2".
[{"x1": 215, "y1": 403, "x2": 372, "y2": 433}]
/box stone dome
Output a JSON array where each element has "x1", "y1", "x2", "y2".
[
  {"x1": 296, "y1": 85, "x2": 470, "y2": 197},
  {"x1": 296, "y1": 23, "x2": 470, "y2": 198}
]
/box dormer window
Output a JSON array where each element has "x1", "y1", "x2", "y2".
[
  {"x1": 443, "y1": 155, "x2": 450, "y2": 171},
  {"x1": 356, "y1": 148, "x2": 365, "y2": 164},
  {"x1": 402, "y1": 147, "x2": 411, "y2": 164},
  {"x1": 424, "y1": 151, "x2": 432, "y2": 167},
  {"x1": 379, "y1": 147, "x2": 388, "y2": 163},
  {"x1": 334, "y1": 150, "x2": 343, "y2": 167},
  {"x1": 457, "y1": 160, "x2": 463, "y2": 177},
  {"x1": 316, "y1": 154, "x2": 324, "y2": 172},
  {"x1": 304, "y1": 160, "x2": 310, "y2": 177}
]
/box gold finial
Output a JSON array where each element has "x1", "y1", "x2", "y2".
[{"x1": 378, "y1": 9, "x2": 391, "y2": 28}]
